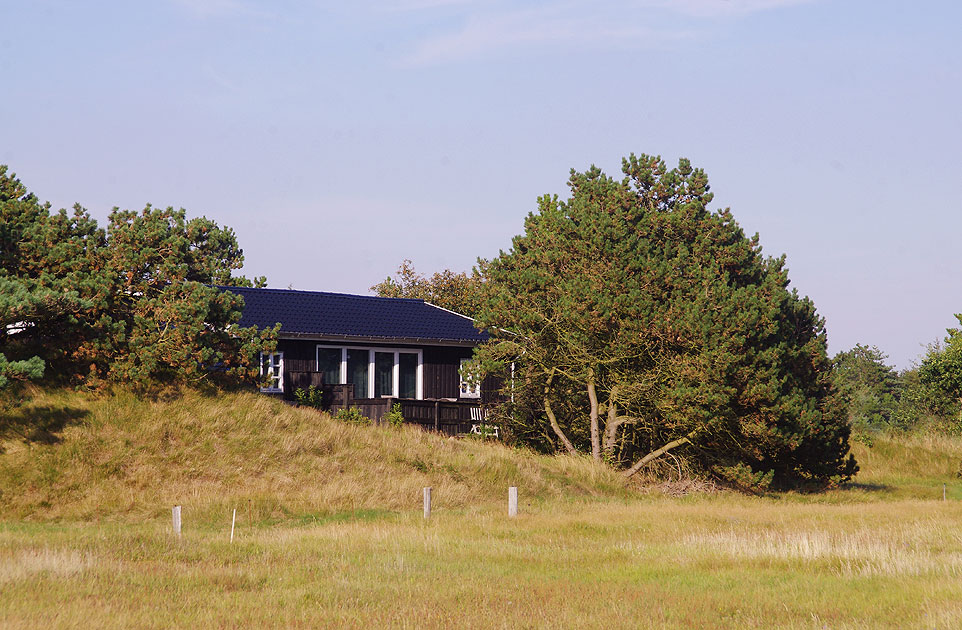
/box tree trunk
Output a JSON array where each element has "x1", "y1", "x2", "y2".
[
  {"x1": 587, "y1": 367, "x2": 600, "y2": 461},
  {"x1": 622, "y1": 429, "x2": 698, "y2": 478},
  {"x1": 544, "y1": 368, "x2": 577, "y2": 455},
  {"x1": 602, "y1": 385, "x2": 620, "y2": 455}
]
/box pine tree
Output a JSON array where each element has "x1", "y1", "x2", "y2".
[
  {"x1": 0, "y1": 166, "x2": 275, "y2": 389},
  {"x1": 476, "y1": 154, "x2": 857, "y2": 488}
]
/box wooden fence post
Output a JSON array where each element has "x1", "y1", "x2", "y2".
[
  {"x1": 434, "y1": 401, "x2": 440, "y2": 432},
  {"x1": 508, "y1": 486, "x2": 518, "y2": 518},
  {"x1": 172, "y1": 505, "x2": 182, "y2": 536},
  {"x1": 423, "y1": 487, "x2": 432, "y2": 519}
]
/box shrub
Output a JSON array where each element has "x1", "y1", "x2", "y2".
[
  {"x1": 384, "y1": 403, "x2": 404, "y2": 428},
  {"x1": 294, "y1": 386, "x2": 324, "y2": 409},
  {"x1": 334, "y1": 406, "x2": 370, "y2": 426}
]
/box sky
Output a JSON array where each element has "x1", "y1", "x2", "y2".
[{"x1": 2, "y1": 0, "x2": 960, "y2": 369}]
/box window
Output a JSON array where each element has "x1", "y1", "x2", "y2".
[
  {"x1": 260, "y1": 351, "x2": 284, "y2": 393},
  {"x1": 317, "y1": 347, "x2": 341, "y2": 386},
  {"x1": 317, "y1": 346, "x2": 423, "y2": 399},
  {"x1": 374, "y1": 352, "x2": 394, "y2": 398},
  {"x1": 398, "y1": 352, "x2": 418, "y2": 399},
  {"x1": 459, "y1": 358, "x2": 481, "y2": 399},
  {"x1": 347, "y1": 349, "x2": 369, "y2": 399}
]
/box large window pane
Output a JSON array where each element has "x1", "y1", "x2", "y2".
[
  {"x1": 317, "y1": 348, "x2": 342, "y2": 386},
  {"x1": 347, "y1": 349, "x2": 369, "y2": 398},
  {"x1": 374, "y1": 352, "x2": 394, "y2": 398},
  {"x1": 399, "y1": 353, "x2": 417, "y2": 399}
]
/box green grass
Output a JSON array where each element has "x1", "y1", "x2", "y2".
[
  {"x1": 3, "y1": 498, "x2": 962, "y2": 628},
  {"x1": 2, "y1": 388, "x2": 962, "y2": 628}
]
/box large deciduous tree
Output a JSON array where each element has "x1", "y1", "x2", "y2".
[
  {"x1": 372, "y1": 259, "x2": 485, "y2": 318},
  {"x1": 475, "y1": 154, "x2": 856, "y2": 488}
]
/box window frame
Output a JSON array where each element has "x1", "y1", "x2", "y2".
[
  {"x1": 316, "y1": 345, "x2": 423, "y2": 399},
  {"x1": 459, "y1": 358, "x2": 481, "y2": 399},
  {"x1": 259, "y1": 351, "x2": 284, "y2": 393}
]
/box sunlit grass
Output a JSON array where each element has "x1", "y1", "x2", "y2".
[
  {"x1": 2, "y1": 498, "x2": 962, "y2": 629},
  {"x1": 0, "y1": 387, "x2": 626, "y2": 522},
  {"x1": 3, "y1": 388, "x2": 962, "y2": 628}
]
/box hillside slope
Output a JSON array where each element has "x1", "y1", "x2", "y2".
[{"x1": 0, "y1": 388, "x2": 627, "y2": 522}]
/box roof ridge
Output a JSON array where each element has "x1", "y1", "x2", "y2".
[
  {"x1": 423, "y1": 301, "x2": 478, "y2": 323},
  {"x1": 219, "y1": 285, "x2": 425, "y2": 303}
]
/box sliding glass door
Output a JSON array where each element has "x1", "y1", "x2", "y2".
[
  {"x1": 398, "y1": 353, "x2": 418, "y2": 399},
  {"x1": 318, "y1": 346, "x2": 423, "y2": 399},
  {"x1": 347, "y1": 349, "x2": 369, "y2": 399},
  {"x1": 317, "y1": 347, "x2": 341, "y2": 387},
  {"x1": 374, "y1": 352, "x2": 394, "y2": 398}
]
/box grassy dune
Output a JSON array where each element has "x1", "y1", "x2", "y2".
[
  {"x1": 2, "y1": 388, "x2": 962, "y2": 628},
  {"x1": 0, "y1": 387, "x2": 626, "y2": 522}
]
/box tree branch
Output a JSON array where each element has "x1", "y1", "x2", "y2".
[{"x1": 622, "y1": 429, "x2": 698, "y2": 478}]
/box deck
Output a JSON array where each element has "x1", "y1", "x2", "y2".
[{"x1": 287, "y1": 371, "x2": 489, "y2": 436}]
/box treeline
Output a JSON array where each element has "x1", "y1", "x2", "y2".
[
  {"x1": 832, "y1": 334, "x2": 962, "y2": 435},
  {"x1": 0, "y1": 166, "x2": 276, "y2": 390}
]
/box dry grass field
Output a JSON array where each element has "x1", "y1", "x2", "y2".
[{"x1": 2, "y1": 388, "x2": 962, "y2": 628}]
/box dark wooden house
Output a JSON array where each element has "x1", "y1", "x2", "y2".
[{"x1": 228, "y1": 286, "x2": 493, "y2": 434}]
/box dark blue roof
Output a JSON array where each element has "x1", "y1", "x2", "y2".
[{"x1": 224, "y1": 286, "x2": 487, "y2": 344}]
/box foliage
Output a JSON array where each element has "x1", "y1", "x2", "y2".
[
  {"x1": 0, "y1": 166, "x2": 103, "y2": 385},
  {"x1": 917, "y1": 315, "x2": 962, "y2": 423},
  {"x1": 334, "y1": 406, "x2": 371, "y2": 425},
  {"x1": 0, "y1": 165, "x2": 275, "y2": 389},
  {"x1": 0, "y1": 354, "x2": 44, "y2": 389},
  {"x1": 371, "y1": 259, "x2": 486, "y2": 318},
  {"x1": 713, "y1": 462, "x2": 775, "y2": 494},
  {"x1": 384, "y1": 402, "x2": 405, "y2": 428},
  {"x1": 831, "y1": 344, "x2": 901, "y2": 430},
  {"x1": 892, "y1": 366, "x2": 947, "y2": 430},
  {"x1": 294, "y1": 386, "x2": 325, "y2": 409},
  {"x1": 475, "y1": 153, "x2": 857, "y2": 488}
]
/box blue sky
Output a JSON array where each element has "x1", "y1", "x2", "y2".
[{"x1": 3, "y1": 0, "x2": 960, "y2": 368}]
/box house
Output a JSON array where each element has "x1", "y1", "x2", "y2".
[{"x1": 227, "y1": 286, "x2": 493, "y2": 433}]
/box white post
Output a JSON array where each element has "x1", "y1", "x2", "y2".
[
  {"x1": 172, "y1": 505, "x2": 182, "y2": 536},
  {"x1": 230, "y1": 508, "x2": 237, "y2": 543},
  {"x1": 508, "y1": 486, "x2": 518, "y2": 518},
  {"x1": 423, "y1": 487, "x2": 432, "y2": 519}
]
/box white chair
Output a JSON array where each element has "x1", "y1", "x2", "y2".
[{"x1": 469, "y1": 407, "x2": 499, "y2": 439}]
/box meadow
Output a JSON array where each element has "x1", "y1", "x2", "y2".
[{"x1": 2, "y1": 389, "x2": 961, "y2": 629}]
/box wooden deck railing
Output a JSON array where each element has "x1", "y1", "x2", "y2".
[{"x1": 287, "y1": 371, "x2": 488, "y2": 436}]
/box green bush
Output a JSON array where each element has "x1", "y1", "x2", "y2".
[
  {"x1": 384, "y1": 403, "x2": 404, "y2": 428},
  {"x1": 334, "y1": 406, "x2": 370, "y2": 426},
  {"x1": 294, "y1": 386, "x2": 324, "y2": 409}
]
